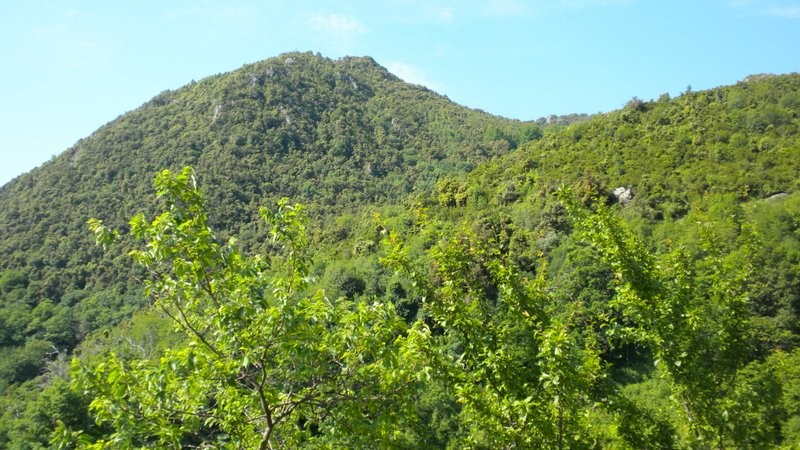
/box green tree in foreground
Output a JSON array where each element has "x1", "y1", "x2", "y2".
[
  {"x1": 379, "y1": 210, "x2": 607, "y2": 448},
  {"x1": 565, "y1": 193, "x2": 785, "y2": 448},
  {"x1": 54, "y1": 167, "x2": 423, "y2": 449}
]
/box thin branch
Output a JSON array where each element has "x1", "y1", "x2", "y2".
[{"x1": 162, "y1": 292, "x2": 224, "y2": 358}]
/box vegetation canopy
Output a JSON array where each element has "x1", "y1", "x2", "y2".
[{"x1": 0, "y1": 54, "x2": 798, "y2": 448}]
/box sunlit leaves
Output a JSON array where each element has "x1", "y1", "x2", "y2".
[
  {"x1": 565, "y1": 192, "x2": 771, "y2": 447},
  {"x1": 61, "y1": 168, "x2": 420, "y2": 449},
  {"x1": 381, "y1": 213, "x2": 604, "y2": 448}
]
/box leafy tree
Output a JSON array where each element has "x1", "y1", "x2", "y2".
[
  {"x1": 380, "y1": 215, "x2": 606, "y2": 448},
  {"x1": 565, "y1": 194, "x2": 776, "y2": 448},
  {"x1": 55, "y1": 168, "x2": 422, "y2": 449}
]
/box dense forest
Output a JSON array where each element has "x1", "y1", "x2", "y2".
[{"x1": 1, "y1": 53, "x2": 798, "y2": 448}]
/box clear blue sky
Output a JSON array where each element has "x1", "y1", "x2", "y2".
[{"x1": 2, "y1": 0, "x2": 799, "y2": 185}]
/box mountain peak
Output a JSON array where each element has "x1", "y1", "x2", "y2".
[{"x1": 0, "y1": 50, "x2": 528, "y2": 313}]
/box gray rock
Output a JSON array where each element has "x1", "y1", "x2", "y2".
[
  {"x1": 613, "y1": 186, "x2": 633, "y2": 204},
  {"x1": 766, "y1": 192, "x2": 788, "y2": 202}
]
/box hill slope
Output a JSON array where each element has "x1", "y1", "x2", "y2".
[
  {"x1": 469, "y1": 73, "x2": 800, "y2": 216},
  {"x1": 0, "y1": 52, "x2": 536, "y2": 356}
]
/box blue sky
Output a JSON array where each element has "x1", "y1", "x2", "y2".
[{"x1": 1, "y1": 0, "x2": 799, "y2": 185}]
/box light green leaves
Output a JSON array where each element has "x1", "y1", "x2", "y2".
[
  {"x1": 66, "y1": 168, "x2": 420, "y2": 449},
  {"x1": 566, "y1": 191, "x2": 766, "y2": 447},
  {"x1": 381, "y1": 214, "x2": 604, "y2": 448},
  {"x1": 86, "y1": 218, "x2": 118, "y2": 251}
]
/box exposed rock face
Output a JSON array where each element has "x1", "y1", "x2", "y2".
[
  {"x1": 613, "y1": 186, "x2": 633, "y2": 204},
  {"x1": 766, "y1": 192, "x2": 788, "y2": 202}
]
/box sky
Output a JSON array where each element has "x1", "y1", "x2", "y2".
[{"x1": 1, "y1": 0, "x2": 799, "y2": 185}]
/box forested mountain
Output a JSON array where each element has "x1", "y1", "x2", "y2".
[
  {"x1": 1, "y1": 53, "x2": 799, "y2": 448},
  {"x1": 0, "y1": 52, "x2": 542, "y2": 448},
  {"x1": 0, "y1": 51, "x2": 538, "y2": 362}
]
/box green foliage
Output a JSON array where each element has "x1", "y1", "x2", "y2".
[
  {"x1": 745, "y1": 193, "x2": 800, "y2": 353},
  {"x1": 0, "y1": 53, "x2": 533, "y2": 432},
  {"x1": 380, "y1": 217, "x2": 606, "y2": 448},
  {"x1": 0, "y1": 51, "x2": 527, "y2": 323},
  {"x1": 772, "y1": 348, "x2": 800, "y2": 446},
  {"x1": 434, "y1": 177, "x2": 469, "y2": 207},
  {"x1": 564, "y1": 193, "x2": 785, "y2": 447},
  {"x1": 0, "y1": 377, "x2": 94, "y2": 450},
  {"x1": 1, "y1": 57, "x2": 800, "y2": 447},
  {"x1": 58, "y1": 168, "x2": 421, "y2": 449},
  {"x1": 0, "y1": 340, "x2": 54, "y2": 386}
]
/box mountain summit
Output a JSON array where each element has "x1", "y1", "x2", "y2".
[{"x1": 0, "y1": 51, "x2": 535, "y2": 353}]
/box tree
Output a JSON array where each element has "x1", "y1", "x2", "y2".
[
  {"x1": 564, "y1": 193, "x2": 776, "y2": 448},
  {"x1": 55, "y1": 167, "x2": 422, "y2": 449},
  {"x1": 379, "y1": 213, "x2": 606, "y2": 449}
]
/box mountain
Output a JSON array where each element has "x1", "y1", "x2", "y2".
[
  {"x1": 1, "y1": 53, "x2": 799, "y2": 447},
  {"x1": 470, "y1": 73, "x2": 800, "y2": 216},
  {"x1": 0, "y1": 52, "x2": 539, "y2": 357}
]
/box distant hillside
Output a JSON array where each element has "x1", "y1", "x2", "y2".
[
  {"x1": 468, "y1": 72, "x2": 800, "y2": 218},
  {"x1": 0, "y1": 52, "x2": 536, "y2": 356}
]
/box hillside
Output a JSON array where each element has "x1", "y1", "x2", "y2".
[
  {"x1": 302, "y1": 72, "x2": 800, "y2": 448},
  {"x1": 1, "y1": 57, "x2": 800, "y2": 447},
  {"x1": 0, "y1": 52, "x2": 537, "y2": 358}
]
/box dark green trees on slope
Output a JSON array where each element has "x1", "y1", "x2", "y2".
[{"x1": 478, "y1": 73, "x2": 800, "y2": 222}]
